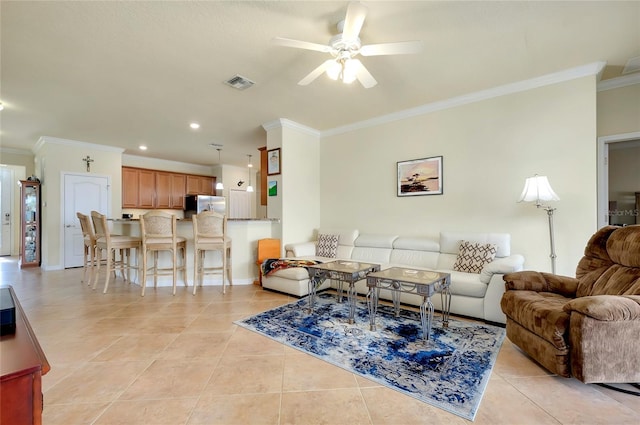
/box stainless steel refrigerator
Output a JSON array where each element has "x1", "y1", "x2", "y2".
[{"x1": 184, "y1": 195, "x2": 226, "y2": 218}]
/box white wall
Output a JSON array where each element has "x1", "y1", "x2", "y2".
[
  {"x1": 264, "y1": 120, "x2": 321, "y2": 249},
  {"x1": 319, "y1": 76, "x2": 598, "y2": 276},
  {"x1": 34, "y1": 137, "x2": 124, "y2": 269},
  {"x1": 597, "y1": 83, "x2": 640, "y2": 136}
]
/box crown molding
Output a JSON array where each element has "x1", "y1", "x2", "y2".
[
  {"x1": 597, "y1": 73, "x2": 640, "y2": 92},
  {"x1": 34, "y1": 136, "x2": 125, "y2": 153},
  {"x1": 262, "y1": 118, "x2": 320, "y2": 137},
  {"x1": 322, "y1": 62, "x2": 607, "y2": 138}
]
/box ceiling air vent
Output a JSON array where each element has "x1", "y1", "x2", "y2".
[{"x1": 224, "y1": 74, "x2": 255, "y2": 90}]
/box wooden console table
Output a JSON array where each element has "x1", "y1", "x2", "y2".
[{"x1": 1, "y1": 286, "x2": 50, "y2": 425}]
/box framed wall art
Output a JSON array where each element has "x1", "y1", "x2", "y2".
[
  {"x1": 268, "y1": 180, "x2": 277, "y2": 196},
  {"x1": 397, "y1": 156, "x2": 443, "y2": 197},
  {"x1": 267, "y1": 148, "x2": 281, "y2": 176}
]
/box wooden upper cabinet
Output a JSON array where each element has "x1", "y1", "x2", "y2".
[
  {"x1": 123, "y1": 167, "x2": 212, "y2": 209},
  {"x1": 122, "y1": 167, "x2": 140, "y2": 208},
  {"x1": 200, "y1": 176, "x2": 214, "y2": 195},
  {"x1": 155, "y1": 172, "x2": 172, "y2": 209},
  {"x1": 170, "y1": 174, "x2": 186, "y2": 209},
  {"x1": 186, "y1": 175, "x2": 215, "y2": 196},
  {"x1": 138, "y1": 169, "x2": 156, "y2": 209}
]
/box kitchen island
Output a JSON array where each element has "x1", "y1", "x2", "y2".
[{"x1": 110, "y1": 218, "x2": 280, "y2": 290}]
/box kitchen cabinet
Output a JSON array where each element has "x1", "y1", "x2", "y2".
[
  {"x1": 170, "y1": 174, "x2": 186, "y2": 209},
  {"x1": 186, "y1": 175, "x2": 215, "y2": 195},
  {"x1": 19, "y1": 180, "x2": 40, "y2": 268},
  {"x1": 122, "y1": 167, "x2": 211, "y2": 208},
  {"x1": 155, "y1": 172, "x2": 186, "y2": 209},
  {"x1": 138, "y1": 169, "x2": 156, "y2": 209},
  {"x1": 122, "y1": 167, "x2": 139, "y2": 208}
]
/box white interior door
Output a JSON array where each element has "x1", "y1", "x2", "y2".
[
  {"x1": 63, "y1": 173, "x2": 110, "y2": 268},
  {"x1": 0, "y1": 168, "x2": 14, "y2": 256}
]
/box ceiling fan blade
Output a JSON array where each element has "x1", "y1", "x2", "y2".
[
  {"x1": 342, "y1": 2, "x2": 368, "y2": 41},
  {"x1": 351, "y1": 59, "x2": 377, "y2": 88},
  {"x1": 272, "y1": 37, "x2": 332, "y2": 53},
  {"x1": 298, "y1": 60, "x2": 335, "y2": 86},
  {"x1": 360, "y1": 41, "x2": 423, "y2": 56}
]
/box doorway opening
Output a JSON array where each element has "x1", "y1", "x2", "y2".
[{"x1": 597, "y1": 131, "x2": 640, "y2": 228}]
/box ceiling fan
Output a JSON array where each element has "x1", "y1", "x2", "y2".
[{"x1": 273, "y1": 1, "x2": 422, "y2": 88}]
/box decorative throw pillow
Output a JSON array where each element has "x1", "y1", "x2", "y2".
[
  {"x1": 453, "y1": 240, "x2": 497, "y2": 274},
  {"x1": 316, "y1": 234, "x2": 340, "y2": 258}
]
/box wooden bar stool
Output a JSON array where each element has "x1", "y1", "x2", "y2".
[
  {"x1": 192, "y1": 211, "x2": 232, "y2": 295},
  {"x1": 90, "y1": 211, "x2": 141, "y2": 294},
  {"x1": 76, "y1": 212, "x2": 97, "y2": 285},
  {"x1": 140, "y1": 211, "x2": 187, "y2": 296}
]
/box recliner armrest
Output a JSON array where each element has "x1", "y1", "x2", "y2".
[
  {"x1": 503, "y1": 271, "x2": 579, "y2": 296},
  {"x1": 564, "y1": 295, "x2": 640, "y2": 321}
]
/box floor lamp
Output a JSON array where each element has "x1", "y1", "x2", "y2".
[{"x1": 518, "y1": 175, "x2": 560, "y2": 274}]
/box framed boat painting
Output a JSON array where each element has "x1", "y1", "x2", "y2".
[{"x1": 397, "y1": 156, "x2": 443, "y2": 197}]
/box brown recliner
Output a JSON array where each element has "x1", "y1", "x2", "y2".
[{"x1": 501, "y1": 225, "x2": 640, "y2": 384}]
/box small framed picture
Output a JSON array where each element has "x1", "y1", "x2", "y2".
[
  {"x1": 267, "y1": 148, "x2": 281, "y2": 176},
  {"x1": 268, "y1": 180, "x2": 277, "y2": 196},
  {"x1": 397, "y1": 156, "x2": 443, "y2": 197}
]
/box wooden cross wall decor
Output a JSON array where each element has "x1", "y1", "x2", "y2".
[{"x1": 82, "y1": 155, "x2": 94, "y2": 172}]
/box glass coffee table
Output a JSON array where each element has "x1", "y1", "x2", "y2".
[
  {"x1": 366, "y1": 267, "x2": 451, "y2": 342},
  {"x1": 307, "y1": 260, "x2": 380, "y2": 324}
]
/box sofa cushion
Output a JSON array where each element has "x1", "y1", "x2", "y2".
[
  {"x1": 453, "y1": 241, "x2": 497, "y2": 274},
  {"x1": 318, "y1": 229, "x2": 358, "y2": 259},
  {"x1": 390, "y1": 237, "x2": 440, "y2": 269},
  {"x1": 501, "y1": 290, "x2": 570, "y2": 350},
  {"x1": 440, "y1": 232, "x2": 511, "y2": 257},
  {"x1": 316, "y1": 234, "x2": 340, "y2": 258},
  {"x1": 351, "y1": 234, "x2": 398, "y2": 264}
]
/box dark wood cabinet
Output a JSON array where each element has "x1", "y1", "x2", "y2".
[
  {"x1": 1, "y1": 286, "x2": 50, "y2": 425},
  {"x1": 259, "y1": 146, "x2": 267, "y2": 206}
]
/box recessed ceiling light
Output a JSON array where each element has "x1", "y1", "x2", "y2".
[
  {"x1": 190, "y1": 122, "x2": 200, "y2": 129},
  {"x1": 139, "y1": 145, "x2": 147, "y2": 150}
]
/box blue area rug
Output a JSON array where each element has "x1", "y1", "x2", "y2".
[{"x1": 235, "y1": 293, "x2": 505, "y2": 421}]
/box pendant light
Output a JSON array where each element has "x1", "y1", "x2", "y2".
[
  {"x1": 215, "y1": 148, "x2": 224, "y2": 190},
  {"x1": 246, "y1": 154, "x2": 254, "y2": 193}
]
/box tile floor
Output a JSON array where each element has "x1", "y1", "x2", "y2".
[{"x1": 2, "y1": 257, "x2": 639, "y2": 424}]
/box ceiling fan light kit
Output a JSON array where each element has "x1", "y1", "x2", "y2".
[{"x1": 273, "y1": 1, "x2": 422, "y2": 89}]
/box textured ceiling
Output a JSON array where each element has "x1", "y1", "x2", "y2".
[{"x1": 1, "y1": 1, "x2": 639, "y2": 167}]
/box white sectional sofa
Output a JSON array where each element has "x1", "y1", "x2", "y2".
[{"x1": 261, "y1": 229, "x2": 525, "y2": 324}]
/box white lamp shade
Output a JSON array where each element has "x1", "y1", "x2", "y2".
[
  {"x1": 246, "y1": 185, "x2": 254, "y2": 193},
  {"x1": 518, "y1": 175, "x2": 560, "y2": 203},
  {"x1": 215, "y1": 182, "x2": 224, "y2": 190}
]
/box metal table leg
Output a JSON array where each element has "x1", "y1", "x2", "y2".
[
  {"x1": 420, "y1": 294, "x2": 435, "y2": 342},
  {"x1": 367, "y1": 286, "x2": 379, "y2": 331}
]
